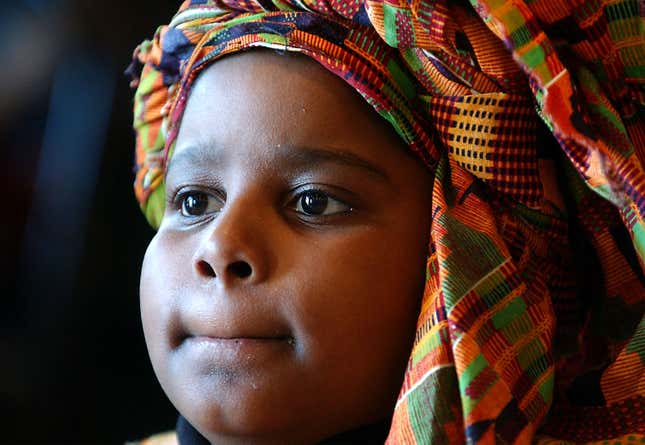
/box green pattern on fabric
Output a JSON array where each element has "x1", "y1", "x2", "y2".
[
  {"x1": 408, "y1": 366, "x2": 462, "y2": 445},
  {"x1": 145, "y1": 186, "x2": 165, "y2": 230},
  {"x1": 438, "y1": 213, "x2": 507, "y2": 309}
]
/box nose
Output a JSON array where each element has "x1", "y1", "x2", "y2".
[
  {"x1": 195, "y1": 259, "x2": 252, "y2": 280},
  {"x1": 192, "y1": 196, "x2": 269, "y2": 287}
]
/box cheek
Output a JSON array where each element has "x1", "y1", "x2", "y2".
[
  {"x1": 288, "y1": 225, "x2": 428, "y2": 414},
  {"x1": 280, "y1": 225, "x2": 426, "y2": 425},
  {"x1": 139, "y1": 233, "x2": 188, "y2": 382},
  {"x1": 302, "y1": 226, "x2": 427, "y2": 325},
  {"x1": 140, "y1": 237, "x2": 168, "y2": 368}
]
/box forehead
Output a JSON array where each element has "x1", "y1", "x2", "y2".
[
  {"x1": 181, "y1": 50, "x2": 367, "y2": 128},
  {"x1": 174, "y1": 50, "x2": 409, "y2": 160}
]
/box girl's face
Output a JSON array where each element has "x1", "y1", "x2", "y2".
[{"x1": 140, "y1": 51, "x2": 433, "y2": 444}]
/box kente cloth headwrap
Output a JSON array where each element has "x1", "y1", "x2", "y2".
[{"x1": 129, "y1": 0, "x2": 645, "y2": 443}]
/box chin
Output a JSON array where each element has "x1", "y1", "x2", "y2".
[{"x1": 162, "y1": 370, "x2": 321, "y2": 445}]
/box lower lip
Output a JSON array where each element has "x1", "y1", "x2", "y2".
[{"x1": 180, "y1": 336, "x2": 292, "y2": 369}]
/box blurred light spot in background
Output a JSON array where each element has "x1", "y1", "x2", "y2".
[
  {"x1": 0, "y1": 1, "x2": 180, "y2": 441},
  {"x1": 17, "y1": 50, "x2": 115, "y2": 330}
]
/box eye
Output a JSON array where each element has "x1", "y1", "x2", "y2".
[
  {"x1": 295, "y1": 189, "x2": 351, "y2": 216},
  {"x1": 179, "y1": 191, "x2": 222, "y2": 217}
]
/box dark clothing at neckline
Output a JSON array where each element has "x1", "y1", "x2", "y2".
[{"x1": 176, "y1": 415, "x2": 390, "y2": 444}]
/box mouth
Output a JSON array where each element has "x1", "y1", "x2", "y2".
[
  {"x1": 171, "y1": 306, "x2": 296, "y2": 369},
  {"x1": 185, "y1": 335, "x2": 294, "y2": 346},
  {"x1": 178, "y1": 334, "x2": 296, "y2": 372},
  {"x1": 172, "y1": 311, "x2": 295, "y2": 349}
]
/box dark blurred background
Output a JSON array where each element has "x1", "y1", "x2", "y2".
[{"x1": 1, "y1": 1, "x2": 182, "y2": 442}]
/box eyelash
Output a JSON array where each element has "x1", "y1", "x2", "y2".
[{"x1": 169, "y1": 186, "x2": 353, "y2": 224}]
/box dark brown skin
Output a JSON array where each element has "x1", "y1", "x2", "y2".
[{"x1": 140, "y1": 50, "x2": 434, "y2": 444}]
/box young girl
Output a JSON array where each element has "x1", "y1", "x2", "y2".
[{"x1": 129, "y1": 0, "x2": 645, "y2": 443}]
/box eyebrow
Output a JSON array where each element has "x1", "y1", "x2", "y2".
[
  {"x1": 166, "y1": 143, "x2": 223, "y2": 180},
  {"x1": 167, "y1": 142, "x2": 391, "y2": 182},
  {"x1": 283, "y1": 146, "x2": 390, "y2": 181}
]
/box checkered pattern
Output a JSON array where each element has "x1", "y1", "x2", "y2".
[{"x1": 427, "y1": 93, "x2": 542, "y2": 207}]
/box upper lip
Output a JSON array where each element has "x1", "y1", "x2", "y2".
[{"x1": 177, "y1": 309, "x2": 292, "y2": 343}]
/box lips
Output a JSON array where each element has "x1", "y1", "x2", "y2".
[
  {"x1": 169, "y1": 291, "x2": 296, "y2": 371},
  {"x1": 174, "y1": 300, "x2": 293, "y2": 345},
  {"x1": 187, "y1": 335, "x2": 292, "y2": 345},
  {"x1": 178, "y1": 323, "x2": 293, "y2": 345},
  {"x1": 183, "y1": 334, "x2": 294, "y2": 346},
  {"x1": 179, "y1": 333, "x2": 294, "y2": 374}
]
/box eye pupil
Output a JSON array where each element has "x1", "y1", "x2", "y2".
[
  {"x1": 183, "y1": 192, "x2": 208, "y2": 215},
  {"x1": 300, "y1": 191, "x2": 328, "y2": 215}
]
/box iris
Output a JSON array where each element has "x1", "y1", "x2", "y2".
[
  {"x1": 299, "y1": 190, "x2": 329, "y2": 215},
  {"x1": 182, "y1": 192, "x2": 209, "y2": 216}
]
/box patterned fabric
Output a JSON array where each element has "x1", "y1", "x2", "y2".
[
  {"x1": 129, "y1": 431, "x2": 178, "y2": 445},
  {"x1": 129, "y1": 0, "x2": 645, "y2": 443}
]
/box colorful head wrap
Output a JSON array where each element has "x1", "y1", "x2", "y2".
[{"x1": 130, "y1": 0, "x2": 645, "y2": 442}]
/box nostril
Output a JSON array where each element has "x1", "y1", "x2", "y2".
[
  {"x1": 229, "y1": 261, "x2": 252, "y2": 279},
  {"x1": 197, "y1": 260, "x2": 216, "y2": 278}
]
